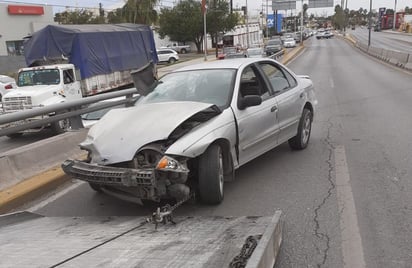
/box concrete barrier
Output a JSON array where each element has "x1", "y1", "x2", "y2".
[
  {"x1": 0, "y1": 129, "x2": 87, "y2": 189},
  {"x1": 405, "y1": 54, "x2": 412, "y2": 71}
]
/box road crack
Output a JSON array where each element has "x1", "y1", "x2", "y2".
[{"x1": 313, "y1": 119, "x2": 336, "y2": 268}]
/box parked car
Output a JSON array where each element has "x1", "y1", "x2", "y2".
[
  {"x1": 265, "y1": 38, "x2": 283, "y2": 56},
  {"x1": 157, "y1": 48, "x2": 179, "y2": 64},
  {"x1": 62, "y1": 58, "x2": 317, "y2": 205},
  {"x1": 283, "y1": 38, "x2": 296, "y2": 48},
  {"x1": 323, "y1": 30, "x2": 334, "y2": 39},
  {"x1": 246, "y1": 47, "x2": 265, "y2": 58},
  {"x1": 0, "y1": 75, "x2": 17, "y2": 101}
]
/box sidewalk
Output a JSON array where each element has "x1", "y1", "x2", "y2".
[{"x1": 0, "y1": 45, "x2": 305, "y2": 213}]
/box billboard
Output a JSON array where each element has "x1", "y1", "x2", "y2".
[
  {"x1": 308, "y1": 0, "x2": 334, "y2": 8},
  {"x1": 272, "y1": 0, "x2": 296, "y2": 11},
  {"x1": 267, "y1": 14, "x2": 283, "y2": 33}
]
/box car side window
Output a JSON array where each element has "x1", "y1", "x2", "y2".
[
  {"x1": 239, "y1": 65, "x2": 270, "y2": 100},
  {"x1": 258, "y1": 63, "x2": 290, "y2": 94},
  {"x1": 63, "y1": 69, "x2": 74, "y2": 84},
  {"x1": 283, "y1": 69, "x2": 297, "y2": 88}
]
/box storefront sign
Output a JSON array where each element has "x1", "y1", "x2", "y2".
[{"x1": 8, "y1": 5, "x2": 44, "y2": 15}]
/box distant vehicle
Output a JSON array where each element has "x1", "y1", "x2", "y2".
[
  {"x1": 316, "y1": 31, "x2": 325, "y2": 39},
  {"x1": 246, "y1": 47, "x2": 264, "y2": 58},
  {"x1": 157, "y1": 48, "x2": 179, "y2": 64},
  {"x1": 323, "y1": 31, "x2": 334, "y2": 39},
  {"x1": 0, "y1": 75, "x2": 17, "y2": 101},
  {"x1": 265, "y1": 38, "x2": 283, "y2": 56},
  {"x1": 283, "y1": 38, "x2": 296, "y2": 48},
  {"x1": 161, "y1": 43, "x2": 191, "y2": 54},
  {"x1": 218, "y1": 46, "x2": 245, "y2": 60}
]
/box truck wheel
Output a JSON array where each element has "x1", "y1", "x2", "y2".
[
  {"x1": 89, "y1": 183, "x2": 102, "y2": 193},
  {"x1": 51, "y1": 118, "x2": 70, "y2": 134},
  {"x1": 168, "y1": 57, "x2": 176, "y2": 64},
  {"x1": 180, "y1": 48, "x2": 187, "y2": 54},
  {"x1": 288, "y1": 108, "x2": 312, "y2": 150},
  {"x1": 198, "y1": 144, "x2": 224, "y2": 205},
  {"x1": 7, "y1": 133, "x2": 24, "y2": 139}
]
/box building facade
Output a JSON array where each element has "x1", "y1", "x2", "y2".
[{"x1": 0, "y1": 3, "x2": 55, "y2": 56}]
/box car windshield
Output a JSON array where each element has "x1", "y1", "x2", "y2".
[
  {"x1": 137, "y1": 69, "x2": 235, "y2": 109},
  {"x1": 17, "y1": 69, "x2": 60, "y2": 86}
]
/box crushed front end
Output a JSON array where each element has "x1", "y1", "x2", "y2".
[{"x1": 62, "y1": 142, "x2": 191, "y2": 202}]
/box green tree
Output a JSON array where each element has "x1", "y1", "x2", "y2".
[
  {"x1": 206, "y1": 0, "x2": 240, "y2": 55},
  {"x1": 54, "y1": 9, "x2": 98, "y2": 24},
  {"x1": 158, "y1": 0, "x2": 203, "y2": 53},
  {"x1": 332, "y1": 5, "x2": 345, "y2": 30},
  {"x1": 123, "y1": 0, "x2": 158, "y2": 24}
]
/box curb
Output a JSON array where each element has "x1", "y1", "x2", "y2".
[
  {"x1": 0, "y1": 47, "x2": 306, "y2": 214},
  {"x1": 0, "y1": 166, "x2": 68, "y2": 213}
]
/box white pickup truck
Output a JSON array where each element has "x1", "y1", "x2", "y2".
[{"x1": 162, "y1": 43, "x2": 191, "y2": 54}]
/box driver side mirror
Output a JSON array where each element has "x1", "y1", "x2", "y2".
[{"x1": 238, "y1": 95, "x2": 262, "y2": 110}]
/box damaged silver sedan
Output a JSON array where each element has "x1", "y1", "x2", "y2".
[{"x1": 62, "y1": 58, "x2": 317, "y2": 205}]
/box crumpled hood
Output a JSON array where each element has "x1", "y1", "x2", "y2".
[
  {"x1": 3, "y1": 85, "x2": 62, "y2": 105},
  {"x1": 82, "y1": 101, "x2": 218, "y2": 164}
]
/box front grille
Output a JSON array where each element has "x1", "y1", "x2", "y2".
[
  {"x1": 62, "y1": 160, "x2": 155, "y2": 187},
  {"x1": 3, "y1": 96, "x2": 33, "y2": 112}
]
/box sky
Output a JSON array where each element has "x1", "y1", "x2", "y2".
[{"x1": 0, "y1": 0, "x2": 410, "y2": 15}]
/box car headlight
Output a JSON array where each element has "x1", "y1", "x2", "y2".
[{"x1": 156, "y1": 156, "x2": 188, "y2": 173}]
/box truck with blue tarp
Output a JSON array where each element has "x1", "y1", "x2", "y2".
[{"x1": 1, "y1": 23, "x2": 158, "y2": 135}]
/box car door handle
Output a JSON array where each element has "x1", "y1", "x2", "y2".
[{"x1": 271, "y1": 106, "x2": 278, "y2": 112}]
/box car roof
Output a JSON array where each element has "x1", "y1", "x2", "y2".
[{"x1": 174, "y1": 58, "x2": 274, "y2": 72}]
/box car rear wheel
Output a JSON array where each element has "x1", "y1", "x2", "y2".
[
  {"x1": 289, "y1": 108, "x2": 312, "y2": 150},
  {"x1": 198, "y1": 144, "x2": 224, "y2": 205},
  {"x1": 180, "y1": 48, "x2": 187, "y2": 54}
]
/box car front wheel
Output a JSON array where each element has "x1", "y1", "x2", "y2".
[
  {"x1": 168, "y1": 57, "x2": 176, "y2": 64},
  {"x1": 198, "y1": 144, "x2": 224, "y2": 205},
  {"x1": 288, "y1": 108, "x2": 313, "y2": 150}
]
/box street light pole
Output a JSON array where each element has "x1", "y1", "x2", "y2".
[
  {"x1": 368, "y1": 0, "x2": 372, "y2": 47},
  {"x1": 300, "y1": 0, "x2": 303, "y2": 44}
]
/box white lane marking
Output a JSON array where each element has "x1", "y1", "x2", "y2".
[
  {"x1": 27, "y1": 180, "x2": 84, "y2": 212},
  {"x1": 335, "y1": 145, "x2": 366, "y2": 268},
  {"x1": 329, "y1": 77, "x2": 335, "y2": 88}
]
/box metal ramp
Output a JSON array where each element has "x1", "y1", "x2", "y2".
[{"x1": 0, "y1": 211, "x2": 282, "y2": 268}]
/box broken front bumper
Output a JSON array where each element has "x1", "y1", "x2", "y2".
[{"x1": 62, "y1": 160, "x2": 156, "y2": 197}]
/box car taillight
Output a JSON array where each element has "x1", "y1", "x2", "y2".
[{"x1": 4, "y1": 84, "x2": 13, "y2": 90}]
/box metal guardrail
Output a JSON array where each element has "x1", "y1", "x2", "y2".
[
  {"x1": 268, "y1": 49, "x2": 285, "y2": 61},
  {"x1": 0, "y1": 88, "x2": 140, "y2": 137}
]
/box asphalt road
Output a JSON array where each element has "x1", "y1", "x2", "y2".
[
  {"x1": 10, "y1": 37, "x2": 412, "y2": 267},
  {"x1": 349, "y1": 27, "x2": 412, "y2": 53}
]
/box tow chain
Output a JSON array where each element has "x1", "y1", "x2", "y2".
[
  {"x1": 229, "y1": 234, "x2": 262, "y2": 268},
  {"x1": 146, "y1": 192, "x2": 194, "y2": 230}
]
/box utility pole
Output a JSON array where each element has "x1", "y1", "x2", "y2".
[
  {"x1": 300, "y1": 0, "x2": 303, "y2": 44},
  {"x1": 246, "y1": 0, "x2": 250, "y2": 48},
  {"x1": 393, "y1": 0, "x2": 397, "y2": 30}
]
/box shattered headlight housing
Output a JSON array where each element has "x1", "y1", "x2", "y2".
[{"x1": 156, "y1": 156, "x2": 189, "y2": 173}]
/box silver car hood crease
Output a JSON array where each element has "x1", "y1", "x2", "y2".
[{"x1": 83, "y1": 102, "x2": 218, "y2": 165}]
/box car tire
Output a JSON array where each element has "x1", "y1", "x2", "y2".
[
  {"x1": 7, "y1": 133, "x2": 24, "y2": 138},
  {"x1": 89, "y1": 183, "x2": 102, "y2": 192},
  {"x1": 288, "y1": 108, "x2": 313, "y2": 150},
  {"x1": 198, "y1": 144, "x2": 224, "y2": 205},
  {"x1": 180, "y1": 48, "x2": 187, "y2": 54},
  {"x1": 168, "y1": 57, "x2": 176, "y2": 64}
]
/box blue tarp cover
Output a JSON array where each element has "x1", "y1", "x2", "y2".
[{"x1": 24, "y1": 24, "x2": 158, "y2": 79}]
